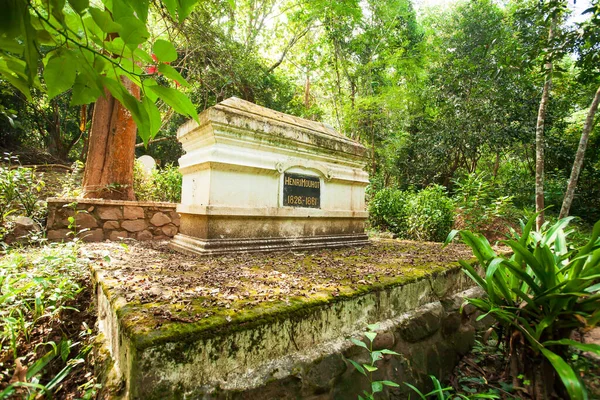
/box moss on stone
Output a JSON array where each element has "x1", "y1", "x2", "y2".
[{"x1": 89, "y1": 239, "x2": 473, "y2": 351}]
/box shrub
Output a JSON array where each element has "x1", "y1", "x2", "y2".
[
  {"x1": 368, "y1": 186, "x2": 454, "y2": 242},
  {"x1": 133, "y1": 161, "x2": 182, "y2": 203},
  {"x1": 368, "y1": 188, "x2": 409, "y2": 234},
  {"x1": 407, "y1": 185, "x2": 455, "y2": 242},
  {"x1": 453, "y1": 172, "x2": 517, "y2": 234},
  {"x1": 447, "y1": 216, "x2": 600, "y2": 399},
  {"x1": 0, "y1": 155, "x2": 46, "y2": 241}
]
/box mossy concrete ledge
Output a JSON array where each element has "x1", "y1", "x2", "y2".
[{"x1": 90, "y1": 240, "x2": 482, "y2": 399}]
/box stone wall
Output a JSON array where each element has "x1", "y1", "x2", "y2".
[
  {"x1": 46, "y1": 198, "x2": 179, "y2": 242},
  {"x1": 225, "y1": 287, "x2": 484, "y2": 399}
]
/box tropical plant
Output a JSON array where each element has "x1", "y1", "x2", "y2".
[
  {"x1": 446, "y1": 215, "x2": 600, "y2": 399},
  {"x1": 346, "y1": 324, "x2": 401, "y2": 400},
  {"x1": 405, "y1": 375, "x2": 499, "y2": 400}
]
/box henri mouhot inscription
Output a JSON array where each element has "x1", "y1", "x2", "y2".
[
  {"x1": 171, "y1": 97, "x2": 369, "y2": 255},
  {"x1": 283, "y1": 173, "x2": 320, "y2": 208}
]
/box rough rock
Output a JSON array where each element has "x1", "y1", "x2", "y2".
[
  {"x1": 304, "y1": 354, "x2": 346, "y2": 391},
  {"x1": 124, "y1": 206, "x2": 145, "y2": 220},
  {"x1": 12, "y1": 216, "x2": 40, "y2": 237},
  {"x1": 372, "y1": 331, "x2": 395, "y2": 350},
  {"x1": 398, "y1": 302, "x2": 443, "y2": 342},
  {"x1": 150, "y1": 212, "x2": 171, "y2": 227},
  {"x1": 161, "y1": 224, "x2": 178, "y2": 237},
  {"x1": 97, "y1": 207, "x2": 123, "y2": 220},
  {"x1": 122, "y1": 220, "x2": 148, "y2": 232},
  {"x1": 137, "y1": 230, "x2": 154, "y2": 241},
  {"x1": 80, "y1": 229, "x2": 104, "y2": 242},
  {"x1": 75, "y1": 212, "x2": 98, "y2": 229},
  {"x1": 103, "y1": 220, "x2": 120, "y2": 230},
  {"x1": 108, "y1": 231, "x2": 128, "y2": 241},
  {"x1": 47, "y1": 229, "x2": 71, "y2": 241}
]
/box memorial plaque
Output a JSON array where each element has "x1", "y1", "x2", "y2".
[{"x1": 283, "y1": 173, "x2": 320, "y2": 208}]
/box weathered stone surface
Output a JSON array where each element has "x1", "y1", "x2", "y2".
[
  {"x1": 122, "y1": 220, "x2": 148, "y2": 232},
  {"x1": 80, "y1": 229, "x2": 104, "y2": 242},
  {"x1": 103, "y1": 220, "x2": 120, "y2": 230},
  {"x1": 170, "y1": 212, "x2": 180, "y2": 227},
  {"x1": 12, "y1": 216, "x2": 40, "y2": 237},
  {"x1": 124, "y1": 206, "x2": 145, "y2": 220},
  {"x1": 372, "y1": 331, "x2": 395, "y2": 350},
  {"x1": 108, "y1": 230, "x2": 128, "y2": 241},
  {"x1": 161, "y1": 224, "x2": 178, "y2": 237},
  {"x1": 47, "y1": 229, "x2": 71, "y2": 241},
  {"x1": 150, "y1": 212, "x2": 171, "y2": 226},
  {"x1": 97, "y1": 206, "x2": 123, "y2": 220},
  {"x1": 441, "y1": 312, "x2": 462, "y2": 337},
  {"x1": 398, "y1": 302, "x2": 443, "y2": 342},
  {"x1": 452, "y1": 324, "x2": 476, "y2": 356},
  {"x1": 75, "y1": 212, "x2": 98, "y2": 229},
  {"x1": 305, "y1": 354, "x2": 346, "y2": 391},
  {"x1": 137, "y1": 230, "x2": 154, "y2": 241}
]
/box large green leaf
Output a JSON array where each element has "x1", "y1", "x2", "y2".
[
  {"x1": 539, "y1": 347, "x2": 587, "y2": 400},
  {"x1": 21, "y1": 7, "x2": 39, "y2": 84},
  {"x1": 117, "y1": 17, "x2": 149, "y2": 49},
  {"x1": 544, "y1": 339, "x2": 600, "y2": 355},
  {"x1": 71, "y1": 73, "x2": 102, "y2": 105},
  {"x1": 44, "y1": 50, "x2": 77, "y2": 99},
  {"x1": 147, "y1": 84, "x2": 198, "y2": 121},
  {"x1": 460, "y1": 230, "x2": 496, "y2": 264},
  {"x1": 153, "y1": 39, "x2": 178, "y2": 63},
  {"x1": 67, "y1": 0, "x2": 89, "y2": 14},
  {"x1": 140, "y1": 95, "x2": 162, "y2": 146},
  {"x1": 158, "y1": 64, "x2": 189, "y2": 87},
  {"x1": 88, "y1": 7, "x2": 121, "y2": 34}
]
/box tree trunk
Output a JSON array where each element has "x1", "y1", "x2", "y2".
[
  {"x1": 82, "y1": 77, "x2": 139, "y2": 200},
  {"x1": 559, "y1": 85, "x2": 600, "y2": 218},
  {"x1": 535, "y1": 20, "x2": 555, "y2": 231}
]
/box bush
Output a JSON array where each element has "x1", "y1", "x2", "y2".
[
  {"x1": 0, "y1": 155, "x2": 46, "y2": 241},
  {"x1": 453, "y1": 172, "x2": 517, "y2": 234},
  {"x1": 448, "y1": 217, "x2": 600, "y2": 399},
  {"x1": 368, "y1": 185, "x2": 454, "y2": 242},
  {"x1": 133, "y1": 161, "x2": 182, "y2": 203},
  {"x1": 407, "y1": 185, "x2": 455, "y2": 242}
]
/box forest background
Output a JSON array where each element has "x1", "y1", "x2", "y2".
[{"x1": 1, "y1": 0, "x2": 599, "y2": 232}]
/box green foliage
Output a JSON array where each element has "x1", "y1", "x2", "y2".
[
  {"x1": 369, "y1": 185, "x2": 454, "y2": 242},
  {"x1": 0, "y1": 156, "x2": 46, "y2": 241},
  {"x1": 405, "y1": 375, "x2": 499, "y2": 399},
  {"x1": 0, "y1": 0, "x2": 200, "y2": 146},
  {"x1": 345, "y1": 324, "x2": 401, "y2": 400},
  {"x1": 446, "y1": 216, "x2": 600, "y2": 399},
  {"x1": 133, "y1": 161, "x2": 182, "y2": 203},
  {"x1": 453, "y1": 173, "x2": 516, "y2": 232},
  {"x1": 0, "y1": 242, "x2": 97, "y2": 399}
]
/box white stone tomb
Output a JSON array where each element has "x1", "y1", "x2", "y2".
[{"x1": 170, "y1": 97, "x2": 369, "y2": 255}]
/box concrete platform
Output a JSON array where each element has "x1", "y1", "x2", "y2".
[{"x1": 88, "y1": 239, "x2": 481, "y2": 399}]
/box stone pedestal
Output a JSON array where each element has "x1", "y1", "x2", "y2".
[{"x1": 170, "y1": 97, "x2": 369, "y2": 255}]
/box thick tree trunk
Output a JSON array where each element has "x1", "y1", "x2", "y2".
[
  {"x1": 82, "y1": 77, "x2": 139, "y2": 200},
  {"x1": 559, "y1": 85, "x2": 600, "y2": 218},
  {"x1": 535, "y1": 21, "x2": 555, "y2": 231}
]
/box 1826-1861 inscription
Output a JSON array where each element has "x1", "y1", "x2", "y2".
[{"x1": 283, "y1": 173, "x2": 320, "y2": 208}]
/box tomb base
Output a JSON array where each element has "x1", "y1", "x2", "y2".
[
  {"x1": 170, "y1": 207, "x2": 369, "y2": 255},
  {"x1": 170, "y1": 232, "x2": 369, "y2": 255}
]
